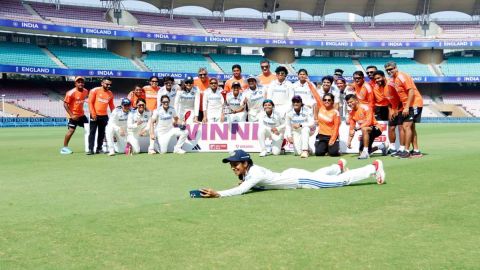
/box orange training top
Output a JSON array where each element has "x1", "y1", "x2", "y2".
[
  {"x1": 143, "y1": 85, "x2": 160, "y2": 111},
  {"x1": 224, "y1": 77, "x2": 248, "y2": 93},
  {"x1": 194, "y1": 77, "x2": 210, "y2": 112},
  {"x1": 317, "y1": 106, "x2": 341, "y2": 144},
  {"x1": 127, "y1": 90, "x2": 146, "y2": 109},
  {"x1": 257, "y1": 73, "x2": 276, "y2": 87},
  {"x1": 64, "y1": 87, "x2": 89, "y2": 118},
  {"x1": 372, "y1": 83, "x2": 390, "y2": 107},
  {"x1": 354, "y1": 82, "x2": 375, "y2": 109},
  {"x1": 383, "y1": 80, "x2": 402, "y2": 110},
  {"x1": 349, "y1": 104, "x2": 377, "y2": 131},
  {"x1": 392, "y1": 71, "x2": 423, "y2": 108},
  {"x1": 88, "y1": 87, "x2": 114, "y2": 118}
]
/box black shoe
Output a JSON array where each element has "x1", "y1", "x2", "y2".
[
  {"x1": 86, "y1": 150, "x2": 94, "y2": 155},
  {"x1": 410, "y1": 150, "x2": 423, "y2": 158},
  {"x1": 398, "y1": 151, "x2": 411, "y2": 159},
  {"x1": 95, "y1": 149, "x2": 105, "y2": 154}
]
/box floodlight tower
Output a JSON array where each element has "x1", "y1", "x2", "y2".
[{"x1": 101, "y1": 0, "x2": 125, "y2": 24}]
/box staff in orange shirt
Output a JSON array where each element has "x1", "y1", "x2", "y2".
[
  {"x1": 61, "y1": 76, "x2": 89, "y2": 155},
  {"x1": 385, "y1": 61, "x2": 423, "y2": 158},
  {"x1": 127, "y1": 84, "x2": 145, "y2": 109},
  {"x1": 346, "y1": 94, "x2": 387, "y2": 159},
  {"x1": 257, "y1": 59, "x2": 276, "y2": 87},
  {"x1": 352, "y1": 71, "x2": 375, "y2": 109},
  {"x1": 143, "y1": 76, "x2": 161, "y2": 111},
  {"x1": 224, "y1": 64, "x2": 248, "y2": 94},
  {"x1": 87, "y1": 77, "x2": 115, "y2": 155},
  {"x1": 365, "y1": 65, "x2": 378, "y2": 89},
  {"x1": 314, "y1": 93, "x2": 341, "y2": 156},
  {"x1": 194, "y1": 67, "x2": 210, "y2": 122}
]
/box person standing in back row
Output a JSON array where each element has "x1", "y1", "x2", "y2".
[
  {"x1": 87, "y1": 77, "x2": 115, "y2": 155},
  {"x1": 257, "y1": 59, "x2": 276, "y2": 87},
  {"x1": 144, "y1": 76, "x2": 161, "y2": 111},
  {"x1": 61, "y1": 76, "x2": 89, "y2": 155}
]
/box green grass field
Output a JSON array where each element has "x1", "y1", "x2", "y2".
[{"x1": 1, "y1": 124, "x2": 480, "y2": 269}]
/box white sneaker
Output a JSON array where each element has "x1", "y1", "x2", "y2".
[
  {"x1": 337, "y1": 158, "x2": 348, "y2": 173},
  {"x1": 174, "y1": 148, "x2": 186, "y2": 154},
  {"x1": 148, "y1": 149, "x2": 157, "y2": 155},
  {"x1": 358, "y1": 151, "x2": 369, "y2": 159},
  {"x1": 372, "y1": 160, "x2": 386, "y2": 184},
  {"x1": 300, "y1": 151, "x2": 309, "y2": 158},
  {"x1": 108, "y1": 151, "x2": 115, "y2": 156},
  {"x1": 259, "y1": 151, "x2": 268, "y2": 157}
]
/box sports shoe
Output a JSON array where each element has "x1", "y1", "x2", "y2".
[
  {"x1": 259, "y1": 151, "x2": 268, "y2": 157},
  {"x1": 173, "y1": 148, "x2": 186, "y2": 154},
  {"x1": 358, "y1": 151, "x2": 369, "y2": 159},
  {"x1": 125, "y1": 143, "x2": 132, "y2": 156},
  {"x1": 148, "y1": 149, "x2": 157, "y2": 155},
  {"x1": 95, "y1": 149, "x2": 105, "y2": 154},
  {"x1": 389, "y1": 150, "x2": 399, "y2": 157},
  {"x1": 86, "y1": 150, "x2": 94, "y2": 155},
  {"x1": 60, "y1": 147, "x2": 73, "y2": 155},
  {"x1": 372, "y1": 159, "x2": 386, "y2": 184},
  {"x1": 108, "y1": 151, "x2": 115, "y2": 156},
  {"x1": 337, "y1": 158, "x2": 348, "y2": 173},
  {"x1": 379, "y1": 143, "x2": 388, "y2": 156},
  {"x1": 300, "y1": 151, "x2": 309, "y2": 158},
  {"x1": 397, "y1": 151, "x2": 411, "y2": 159},
  {"x1": 410, "y1": 150, "x2": 423, "y2": 158}
]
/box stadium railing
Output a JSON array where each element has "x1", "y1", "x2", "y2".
[{"x1": 0, "y1": 117, "x2": 67, "y2": 127}]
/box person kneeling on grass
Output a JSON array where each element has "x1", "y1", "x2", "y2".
[{"x1": 199, "y1": 149, "x2": 385, "y2": 198}]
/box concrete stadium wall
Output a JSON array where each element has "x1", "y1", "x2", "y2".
[
  {"x1": 106, "y1": 39, "x2": 142, "y2": 59},
  {"x1": 263, "y1": 47, "x2": 295, "y2": 64},
  {"x1": 414, "y1": 49, "x2": 444, "y2": 64}
]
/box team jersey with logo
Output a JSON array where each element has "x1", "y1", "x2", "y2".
[
  {"x1": 143, "y1": 85, "x2": 160, "y2": 111},
  {"x1": 317, "y1": 87, "x2": 341, "y2": 106},
  {"x1": 285, "y1": 106, "x2": 314, "y2": 137},
  {"x1": 317, "y1": 107, "x2": 341, "y2": 143},
  {"x1": 293, "y1": 81, "x2": 317, "y2": 107},
  {"x1": 257, "y1": 73, "x2": 276, "y2": 87},
  {"x1": 392, "y1": 71, "x2": 423, "y2": 108},
  {"x1": 108, "y1": 107, "x2": 130, "y2": 128},
  {"x1": 354, "y1": 82, "x2": 375, "y2": 108},
  {"x1": 127, "y1": 109, "x2": 151, "y2": 134},
  {"x1": 158, "y1": 85, "x2": 179, "y2": 106},
  {"x1": 174, "y1": 88, "x2": 200, "y2": 118},
  {"x1": 64, "y1": 87, "x2": 89, "y2": 118},
  {"x1": 258, "y1": 110, "x2": 285, "y2": 129},
  {"x1": 225, "y1": 92, "x2": 246, "y2": 112},
  {"x1": 266, "y1": 79, "x2": 294, "y2": 107},
  {"x1": 224, "y1": 77, "x2": 248, "y2": 93},
  {"x1": 383, "y1": 80, "x2": 402, "y2": 110},
  {"x1": 243, "y1": 87, "x2": 265, "y2": 115},
  {"x1": 152, "y1": 106, "x2": 178, "y2": 133},
  {"x1": 88, "y1": 87, "x2": 114, "y2": 118},
  {"x1": 372, "y1": 83, "x2": 390, "y2": 107},
  {"x1": 348, "y1": 104, "x2": 377, "y2": 131},
  {"x1": 202, "y1": 88, "x2": 224, "y2": 114},
  {"x1": 127, "y1": 90, "x2": 146, "y2": 109}
]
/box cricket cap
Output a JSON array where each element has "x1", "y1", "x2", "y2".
[{"x1": 222, "y1": 149, "x2": 252, "y2": 163}]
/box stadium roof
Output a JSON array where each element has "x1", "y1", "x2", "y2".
[{"x1": 135, "y1": 0, "x2": 479, "y2": 17}]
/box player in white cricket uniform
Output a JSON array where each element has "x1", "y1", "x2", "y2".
[
  {"x1": 202, "y1": 77, "x2": 224, "y2": 123},
  {"x1": 157, "y1": 76, "x2": 179, "y2": 106},
  {"x1": 106, "y1": 98, "x2": 131, "y2": 156},
  {"x1": 224, "y1": 82, "x2": 246, "y2": 123},
  {"x1": 174, "y1": 76, "x2": 200, "y2": 125},
  {"x1": 150, "y1": 95, "x2": 188, "y2": 154},
  {"x1": 265, "y1": 66, "x2": 293, "y2": 117},
  {"x1": 243, "y1": 75, "x2": 265, "y2": 122},
  {"x1": 292, "y1": 69, "x2": 318, "y2": 109},
  {"x1": 126, "y1": 98, "x2": 151, "y2": 154},
  {"x1": 257, "y1": 99, "x2": 285, "y2": 157},
  {"x1": 199, "y1": 149, "x2": 386, "y2": 198},
  {"x1": 285, "y1": 95, "x2": 314, "y2": 158}
]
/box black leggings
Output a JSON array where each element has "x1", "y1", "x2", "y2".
[
  {"x1": 88, "y1": 115, "x2": 109, "y2": 151},
  {"x1": 314, "y1": 134, "x2": 340, "y2": 156}
]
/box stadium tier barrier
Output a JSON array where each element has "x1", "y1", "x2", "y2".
[{"x1": 0, "y1": 117, "x2": 67, "y2": 127}]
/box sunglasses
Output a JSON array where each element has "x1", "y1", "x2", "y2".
[
  {"x1": 210, "y1": 81, "x2": 218, "y2": 84},
  {"x1": 198, "y1": 74, "x2": 207, "y2": 77},
  {"x1": 386, "y1": 68, "x2": 395, "y2": 72},
  {"x1": 323, "y1": 99, "x2": 333, "y2": 102},
  {"x1": 104, "y1": 83, "x2": 112, "y2": 86},
  {"x1": 353, "y1": 77, "x2": 363, "y2": 80},
  {"x1": 366, "y1": 71, "x2": 375, "y2": 74},
  {"x1": 161, "y1": 101, "x2": 169, "y2": 104},
  {"x1": 151, "y1": 80, "x2": 159, "y2": 83},
  {"x1": 261, "y1": 65, "x2": 269, "y2": 69},
  {"x1": 277, "y1": 72, "x2": 286, "y2": 75}
]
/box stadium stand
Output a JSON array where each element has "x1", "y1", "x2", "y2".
[
  {"x1": 359, "y1": 57, "x2": 433, "y2": 76},
  {"x1": 441, "y1": 92, "x2": 480, "y2": 117},
  {"x1": 0, "y1": 41, "x2": 59, "y2": 68},
  {"x1": 291, "y1": 57, "x2": 358, "y2": 77},
  {"x1": 209, "y1": 54, "x2": 281, "y2": 75},
  {"x1": 131, "y1": 12, "x2": 205, "y2": 35},
  {"x1": 440, "y1": 57, "x2": 480, "y2": 76},
  {"x1": 0, "y1": 86, "x2": 64, "y2": 117},
  {"x1": 0, "y1": 0, "x2": 42, "y2": 22},
  {"x1": 287, "y1": 22, "x2": 353, "y2": 41},
  {"x1": 198, "y1": 18, "x2": 277, "y2": 38},
  {"x1": 436, "y1": 22, "x2": 480, "y2": 40},
  {"x1": 143, "y1": 51, "x2": 216, "y2": 73},
  {"x1": 48, "y1": 45, "x2": 140, "y2": 71}
]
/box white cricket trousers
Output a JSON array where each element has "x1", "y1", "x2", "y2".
[
  {"x1": 289, "y1": 164, "x2": 376, "y2": 189},
  {"x1": 127, "y1": 132, "x2": 148, "y2": 154},
  {"x1": 153, "y1": 128, "x2": 188, "y2": 153},
  {"x1": 106, "y1": 125, "x2": 127, "y2": 153},
  {"x1": 225, "y1": 111, "x2": 246, "y2": 123},
  {"x1": 258, "y1": 126, "x2": 284, "y2": 155},
  {"x1": 206, "y1": 109, "x2": 222, "y2": 122},
  {"x1": 291, "y1": 126, "x2": 311, "y2": 155}
]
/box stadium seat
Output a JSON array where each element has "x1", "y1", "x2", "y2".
[
  {"x1": 0, "y1": 42, "x2": 59, "y2": 68},
  {"x1": 359, "y1": 57, "x2": 434, "y2": 76},
  {"x1": 440, "y1": 57, "x2": 480, "y2": 76},
  {"x1": 209, "y1": 54, "x2": 281, "y2": 75},
  {"x1": 291, "y1": 57, "x2": 358, "y2": 77},
  {"x1": 143, "y1": 51, "x2": 216, "y2": 74}
]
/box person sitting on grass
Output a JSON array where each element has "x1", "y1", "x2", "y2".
[{"x1": 199, "y1": 149, "x2": 386, "y2": 198}]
